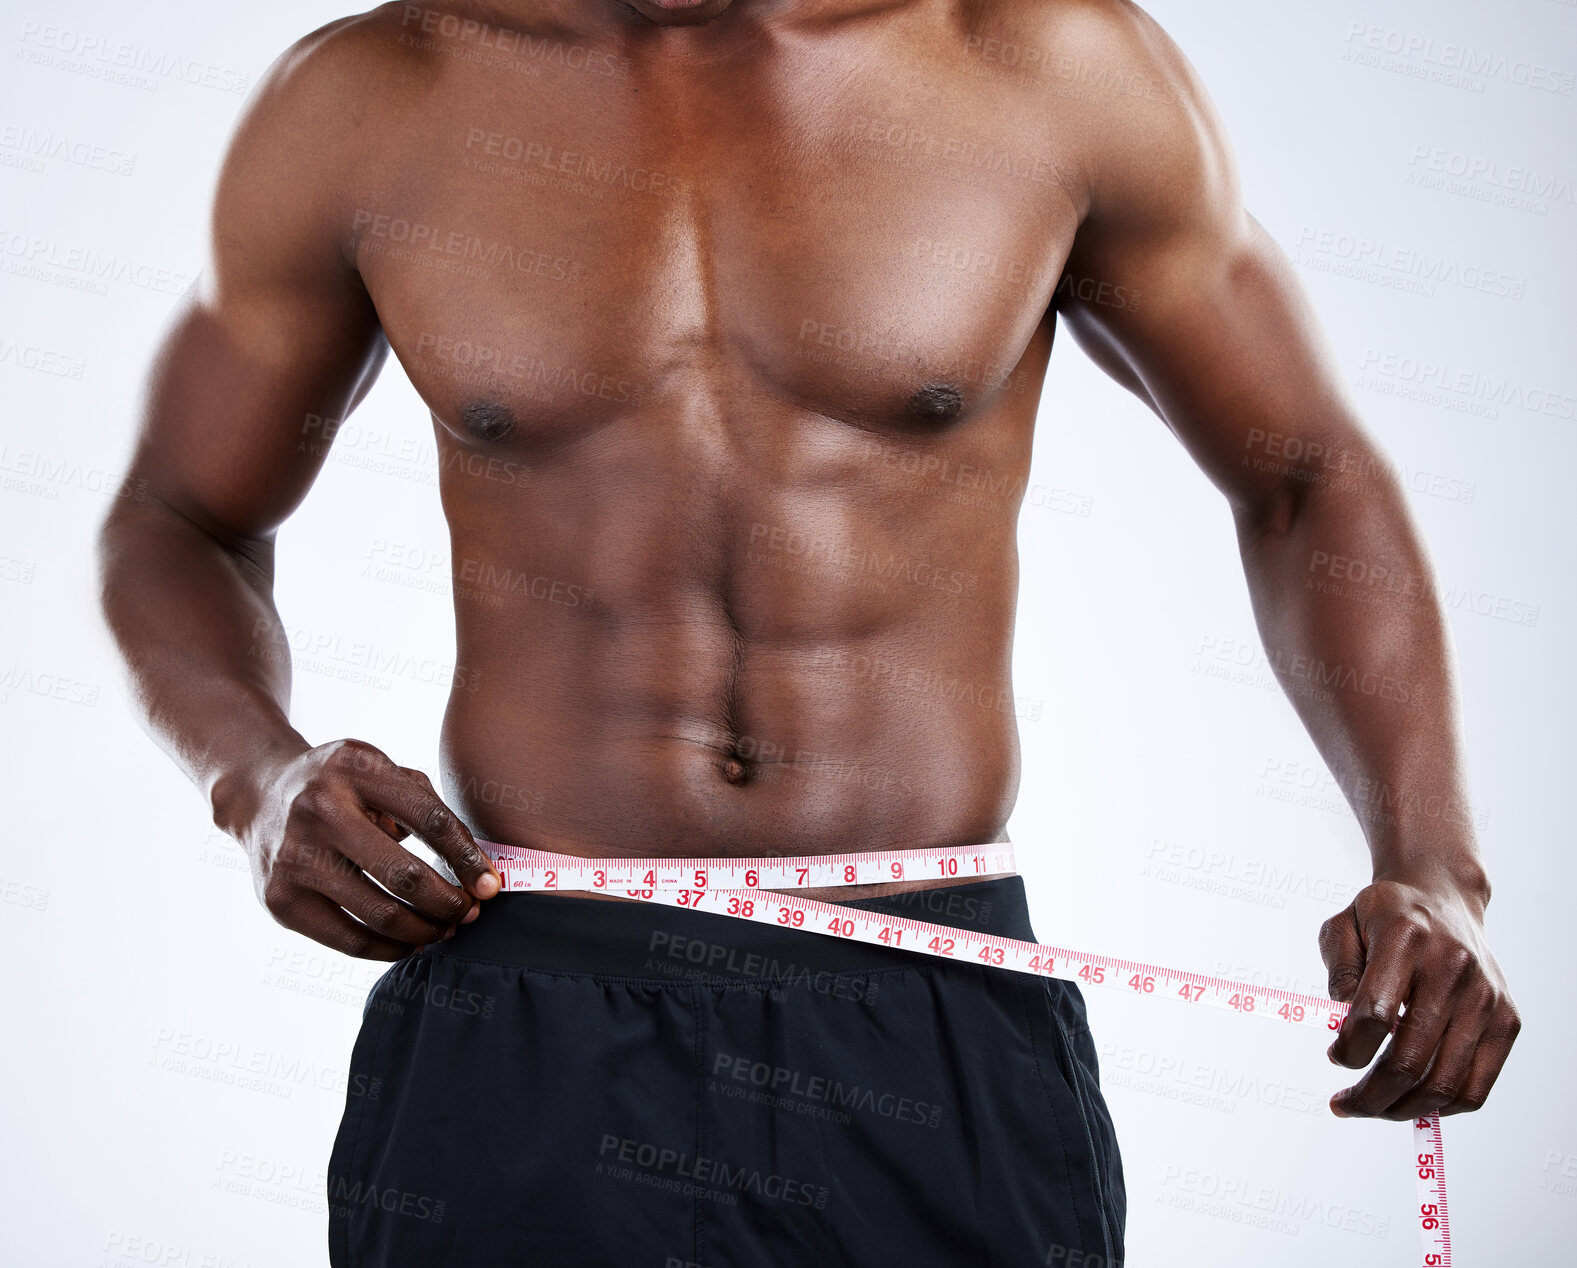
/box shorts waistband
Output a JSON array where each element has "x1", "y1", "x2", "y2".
[{"x1": 429, "y1": 875, "x2": 1034, "y2": 981}]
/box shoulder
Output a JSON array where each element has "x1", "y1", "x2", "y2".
[
  {"x1": 968, "y1": 0, "x2": 1236, "y2": 226},
  {"x1": 210, "y1": 7, "x2": 432, "y2": 275},
  {"x1": 232, "y1": 4, "x2": 432, "y2": 144},
  {"x1": 967, "y1": 0, "x2": 1193, "y2": 86}
]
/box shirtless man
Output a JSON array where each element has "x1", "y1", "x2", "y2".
[{"x1": 98, "y1": 1, "x2": 1519, "y2": 1264}]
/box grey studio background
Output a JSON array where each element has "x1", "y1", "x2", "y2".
[{"x1": 1, "y1": 1, "x2": 1572, "y2": 1264}]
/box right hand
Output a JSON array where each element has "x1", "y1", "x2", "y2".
[{"x1": 239, "y1": 738, "x2": 501, "y2": 959}]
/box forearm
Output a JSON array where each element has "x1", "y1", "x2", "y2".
[
  {"x1": 1235, "y1": 466, "x2": 1490, "y2": 905},
  {"x1": 97, "y1": 495, "x2": 312, "y2": 833}
]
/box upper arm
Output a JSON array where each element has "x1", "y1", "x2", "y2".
[
  {"x1": 1054, "y1": 3, "x2": 1375, "y2": 523},
  {"x1": 124, "y1": 15, "x2": 391, "y2": 546}
]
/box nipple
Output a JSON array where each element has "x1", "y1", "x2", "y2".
[
  {"x1": 908, "y1": 382, "x2": 964, "y2": 421},
  {"x1": 721, "y1": 758, "x2": 749, "y2": 785},
  {"x1": 461, "y1": 399, "x2": 516, "y2": 442}
]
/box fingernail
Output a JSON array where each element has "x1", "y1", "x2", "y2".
[
  {"x1": 1330, "y1": 1097, "x2": 1350, "y2": 1118},
  {"x1": 1327, "y1": 1046, "x2": 1339, "y2": 1065},
  {"x1": 462, "y1": 903, "x2": 481, "y2": 924},
  {"x1": 477, "y1": 873, "x2": 500, "y2": 899},
  {"x1": 442, "y1": 927, "x2": 457, "y2": 941}
]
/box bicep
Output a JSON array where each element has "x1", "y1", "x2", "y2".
[
  {"x1": 127, "y1": 24, "x2": 387, "y2": 545},
  {"x1": 1062, "y1": 218, "x2": 1368, "y2": 509},
  {"x1": 1054, "y1": 20, "x2": 1375, "y2": 516},
  {"x1": 134, "y1": 285, "x2": 385, "y2": 545}
]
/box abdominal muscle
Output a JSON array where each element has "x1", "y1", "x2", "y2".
[
  {"x1": 430, "y1": 398, "x2": 1032, "y2": 905},
  {"x1": 436, "y1": 637, "x2": 1025, "y2": 903}
]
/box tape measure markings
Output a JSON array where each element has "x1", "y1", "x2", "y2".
[{"x1": 481, "y1": 839, "x2": 1449, "y2": 1264}]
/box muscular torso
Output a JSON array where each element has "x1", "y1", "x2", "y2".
[{"x1": 333, "y1": 2, "x2": 1098, "y2": 891}]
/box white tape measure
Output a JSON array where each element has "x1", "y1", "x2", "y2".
[{"x1": 482, "y1": 839, "x2": 1450, "y2": 1265}]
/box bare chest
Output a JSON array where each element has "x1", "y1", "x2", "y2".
[{"x1": 350, "y1": 33, "x2": 1080, "y2": 452}]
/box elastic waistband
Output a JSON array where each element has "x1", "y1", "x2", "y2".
[{"x1": 430, "y1": 875, "x2": 1035, "y2": 982}]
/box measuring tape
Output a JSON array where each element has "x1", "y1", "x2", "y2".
[{"x1": 481, "y1": 839, "x2": 1450, "y2": 1265}]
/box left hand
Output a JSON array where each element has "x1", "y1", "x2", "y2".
[{"x1": 1318, "y1": 871, "x2": 1520, "y2": 1119}]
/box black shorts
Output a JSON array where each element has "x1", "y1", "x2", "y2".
[{"x1": 327, "y1": 875, "x2": 1126, "y2": 1267}]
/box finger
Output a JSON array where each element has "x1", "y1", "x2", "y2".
[
  {"x1": 400, "y1": 765, "x2": 438, "y2": 795},
  {"x1": 1386, "y1": 1007, "x2": 1493, "y2": 1121},
  {"x1": 394, "y1": 767, "x2": 441, "y2": 830},
  {"x1": 1319, "y1": 905, "x2": 1365, "y2": 1003},
  {"x1": 1328, "y1": 922, "x2": 1419, "y2": 1069},
  {"x1": 332, "y1": 811, "x2": 475, "y2": 925},
  {"x1": 1442, "y1": 1001, "x2": 1522, "y2": 1115},
  {"x1": 397, "y1": 770, "x2": 481, "y2": 924},
  {"x1": 364, "y1": 804, "x2": 409, "y2": 842},
  {"x1": 270, "y1": 887, "x2": 411, "y2": 961},
  {"x1": 307, "y1": 857, "x2": 456, "y2": 947},
  {"x1": 1331, "y1": 987, "x2": 1453, "y2": 1119},
  {"x1": 357, "y1": 762, "x2": 500, "y2": 899}
]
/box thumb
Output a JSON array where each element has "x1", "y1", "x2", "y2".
[{"x1": 1318, "y1": 904, "x2": 1366, "y2": 1003}]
